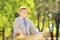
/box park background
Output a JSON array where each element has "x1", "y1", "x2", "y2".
[{"x1": 0, "y1": 0, "x2": 60, "y2": 40}]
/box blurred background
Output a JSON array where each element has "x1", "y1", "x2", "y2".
[{"x1": 0, "y1": 0, "x2": 60, "y2": 40}]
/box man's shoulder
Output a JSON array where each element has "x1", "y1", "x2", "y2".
[
  {"x1": 26, "y1": 18, "x2": 32, "y2": 23},
  {"x1": 14, "y1": 17, "x2": 20, "y2": 21}
]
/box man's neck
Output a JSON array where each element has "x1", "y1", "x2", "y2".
[{"x1": 20, "y1": 16, "x2": 26, "y2": 19}]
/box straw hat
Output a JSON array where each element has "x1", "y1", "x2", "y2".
[{"x1": 18, "y1": 6, "x2": 27, "y2": 13}]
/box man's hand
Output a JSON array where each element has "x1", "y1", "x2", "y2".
[
  {"x1": 42, "y1": 30, "x2": 48, "y2": 37},
  {"x1": 16, "y1": 29, "x2": 21, "y2": 35}
]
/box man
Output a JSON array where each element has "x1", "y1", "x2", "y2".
[{"x1": 13, "y1": 6, "x2": 45, "y2": 39}]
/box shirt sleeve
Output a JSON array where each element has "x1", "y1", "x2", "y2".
[
  {"x1": 13, "y1": 19, "x2": 19, "y2": 37},
  {"x1": 29, "y1": 20, "x2": 40, "y2": 35}
]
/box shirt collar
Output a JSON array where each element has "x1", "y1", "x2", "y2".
[
  {"x1": 19, "y1": 16, "x2": 23, "y2": 20},
  {"x1": 19, "y1": 16, "x2": 27, "y2": 21}
]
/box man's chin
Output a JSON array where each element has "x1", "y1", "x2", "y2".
[{"x1": 23, "y1": 16, "x2": 26, "y2": 18}]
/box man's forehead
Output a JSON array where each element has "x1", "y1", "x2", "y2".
[{"x1": 20, "y1": 8, "x2": 27, "y2": 10}]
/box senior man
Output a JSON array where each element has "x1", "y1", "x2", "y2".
[{"x1": 13, "y1": 6, "x2": 47, "y2": 40}]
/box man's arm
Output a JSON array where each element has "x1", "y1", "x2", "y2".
[
  {"x1": 29, "y1": 20, "x2": 40, "y2": 35},
  {"x1": 29, "y1": 20, "x2": 47, "y2": 37},
  {"x1": 13, "y1": 19, "x2": 20, "y2": 37}
]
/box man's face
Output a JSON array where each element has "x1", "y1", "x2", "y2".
[{"x1": 19, "y1": 9, "x2": 28, "y2": 18}]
